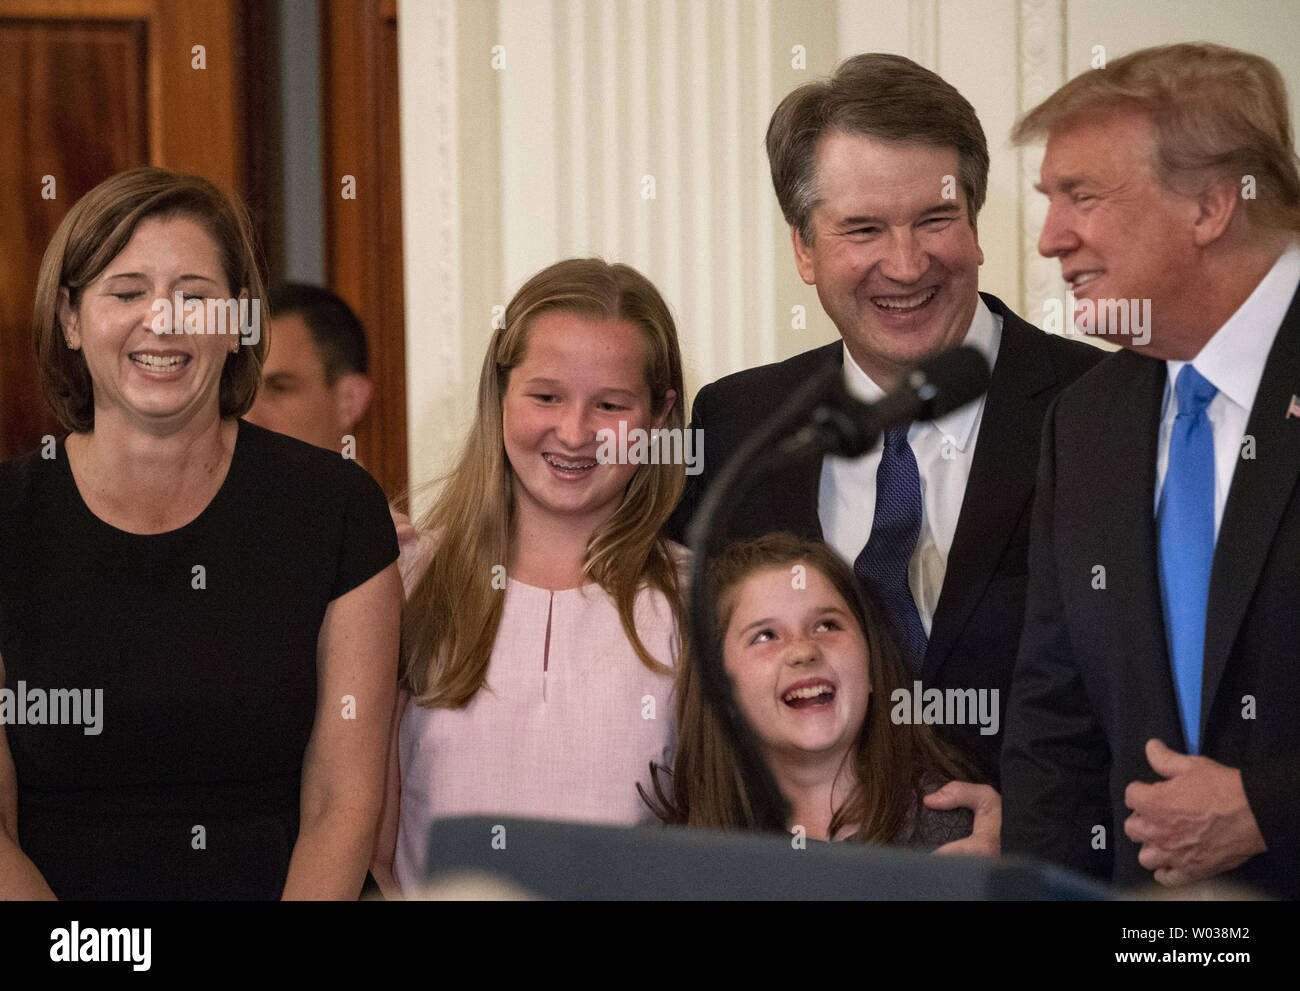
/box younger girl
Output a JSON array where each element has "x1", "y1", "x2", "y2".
[
  {"x1": 375, "y1": 258, "x2": 687, "y2": 894},
  {"x1": 646, "y1": 532, "x2": 989, "y2": 848}
]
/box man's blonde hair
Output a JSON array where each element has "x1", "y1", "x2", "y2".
[{"x1": 1013, "y1": 42, "x2": 1300, "y2": 234}]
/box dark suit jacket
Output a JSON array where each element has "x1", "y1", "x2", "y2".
[
  {"x1": 668, "y1": 293, "x2": 1104, "y2": 783},
  {"x1": 1001, "y1": 280, "x2": 1300, "y2": 899}
]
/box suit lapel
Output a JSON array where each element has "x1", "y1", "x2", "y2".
[
  {"x1": 759, "y1": 450, "x2": 825, "y2": 539},
  {"x1": 759, "y1": 347, "x2": 840, "y2": 541},
  {"x1": 923, "y1": 300, "x2": 1055, "y2": 678},
  {"x1": 1102, "y1": 355, "x2": 1187, "y2": 748},
  {"x1": 1201, "y1": 282, "x2": 1300, "y2": 736}
]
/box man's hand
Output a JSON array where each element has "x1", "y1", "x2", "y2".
[
  {"x1": 1124, "y1": 738, "x2": 1267, "y2": 886},
  {"x1": 389, "y1": 507, "x2": 433, "y2": 597},
  {"x1": 390, "y1": 508, "x2": 418, "y2": 551},
  {"x1": 926, "y1": 780, "x2": 1001, "y2": 856}
]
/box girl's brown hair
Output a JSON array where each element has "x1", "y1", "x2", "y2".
[{"x1": 644, "y1": 532, "x2": 975, "y2": 842}]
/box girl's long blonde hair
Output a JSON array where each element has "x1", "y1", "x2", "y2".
[{"x1": 401, "y1": 258, "x2": 687, "y2": 708}]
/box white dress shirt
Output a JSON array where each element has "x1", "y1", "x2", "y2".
[
  {"x1": 1157, "y1": 241, "x2": 1300, "y2": 540},
  {"x1": 818, "y1": 297, "x2": 1003, "y2": 634}
]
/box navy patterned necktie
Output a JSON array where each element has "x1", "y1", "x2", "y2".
[{"x1": 854, "y1": 423, "x2": 928, "y2": 672}]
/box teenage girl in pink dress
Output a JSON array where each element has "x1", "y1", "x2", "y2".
[{"x1": 372, "y1": 258, "x2": 688, "y2": 895}]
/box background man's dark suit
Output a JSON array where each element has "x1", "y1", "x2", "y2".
[
  {"x1": 1001, "y1": 283, "x2": 1300, "y2": 898},
  {"x1": 668, "y1": 292, "x2": 1102, "y2": 783}
]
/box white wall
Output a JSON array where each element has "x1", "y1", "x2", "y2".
[{"x1": 400, "y1": 0, "x2": 1300, "y2": 505}]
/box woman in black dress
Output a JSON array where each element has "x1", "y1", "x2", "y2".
[{"x1": 0, "y1": 167, "x2": 401, "y2": 899}]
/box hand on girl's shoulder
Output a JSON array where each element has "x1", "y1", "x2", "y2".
[
  {"x1": 923, "y1": 776, "x2": 1001, "y2": 857},
  {"x1": 391, "y1": 508, "x2": 417, "y2": 549},
  {"x1": 389, "y1": 507, "x2": 437, "y2": 598}
]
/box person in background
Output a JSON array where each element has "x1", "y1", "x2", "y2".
[
  {"x1": 0, "y1": 167, "x2": 400, "y2": 900},
  {"x1": 247, "y1": 283, "x2": 373, "y2": 456},
  {"x1": 371, "y1": 258, "x2": 687, "y2": 896}
]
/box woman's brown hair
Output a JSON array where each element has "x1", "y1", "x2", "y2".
[{"x1": 33, "y1": 166, "x2": 268, "y2": 432}]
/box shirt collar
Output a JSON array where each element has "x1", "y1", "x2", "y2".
[
  {"x1": 840, "y1": 294, "x2": 1002, "y2": 453},
  {"x1": 1166, "y1": 239, "x2": 1300, "y2": 412}
]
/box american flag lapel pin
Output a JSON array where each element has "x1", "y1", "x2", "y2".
[{"x1": 1289, "y1": 394, "x2": 1300, "y2": 419}]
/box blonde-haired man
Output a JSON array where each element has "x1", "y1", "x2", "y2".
[{"x1": 1003, "y1": 42, "x2": 1300, "y2": 898}]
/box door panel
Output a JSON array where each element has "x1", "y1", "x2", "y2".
[
  {"x1": 0, "y1": 0, "x2": 248, "y2": 460},
  {"x1": 321, "y1": 0, "x2": 408, "y2": 498}
]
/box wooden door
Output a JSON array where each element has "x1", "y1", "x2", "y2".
[
  {"x1": 320, "y1": 0, "x2": 408, "y2": 499},
  {"x1": 0, "y1": 0, "x2": 262, "y2": 460}
]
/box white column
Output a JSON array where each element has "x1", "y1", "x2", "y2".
[{"x1": 399, "y1": 0, "x2": 462, "y2": 512}]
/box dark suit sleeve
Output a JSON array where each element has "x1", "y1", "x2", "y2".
[
  {"x1": 1241, "y1": 753, "x2": 1300, "y2": 871},
  {"x1": 665, "y1": 381, "x2": 714, "y2": 544},
  {"x1": 1001, "y1": 394, "x2": 1114, "y2": 882}
]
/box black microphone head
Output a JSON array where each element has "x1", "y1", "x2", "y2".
[{"x1": 906, "y1": 345, "x2": 991, "y2": 421}]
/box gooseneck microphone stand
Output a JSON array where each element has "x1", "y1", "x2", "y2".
[{"x1": 684, "y1": 347, "x2": 991, "y2": 834}]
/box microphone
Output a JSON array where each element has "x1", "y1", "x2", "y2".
[
  {"x1": 684, "y1": 343, "x2": 991, "y2": 833},
  {"x1": 797, "y1": 345, "x2": 992, "y2": 458}
]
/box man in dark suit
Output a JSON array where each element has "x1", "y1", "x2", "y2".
[
  {"x1": 669, "y1": 54, "x2": 1102, "y2": 793},
  {"x1": 1002, "y1": 42, "x2": 1300, "y2": 898}
]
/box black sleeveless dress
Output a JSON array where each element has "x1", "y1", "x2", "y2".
[{"x1": 0, "y1": 420, "x2": 398, "y2": 899}]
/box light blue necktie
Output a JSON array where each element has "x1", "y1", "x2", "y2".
[
  {"x1": 855, "y1": 423, "x2": 928, "y2": 672},
  {"x1": 1157, "y1": 364, "x2": 1218, "y2": 755}
]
